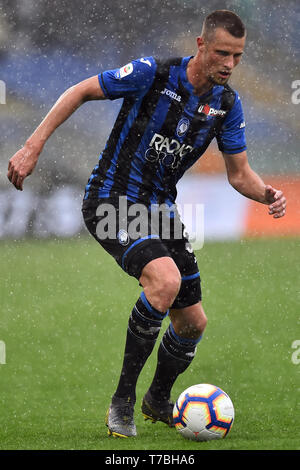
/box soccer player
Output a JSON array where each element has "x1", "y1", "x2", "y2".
[{"x1": 7, "y1": 10, "x2": 286, "y2": 438}]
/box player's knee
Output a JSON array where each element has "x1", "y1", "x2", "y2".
[
  {"x1": 148, "y1": 271, "x2": 181, "y2": 313},
  {"x1": 197, "y1": 310, "x2": 207, "y2": 335},
  {"x1": 178, "y1": 315, "x2": 207, "y2": 338},
  {"x1": 192, "y1": 306, "x2": 207, "y2": 337},
  {"x1": 159, "y1": 271, "x2": 182, "y2": 307},
  {"x1": 140, "y1": 258, "x2": 181, "y2": 312},
  {"x1": 170, "y1": 302, "x2": 207, "y2": 339}
]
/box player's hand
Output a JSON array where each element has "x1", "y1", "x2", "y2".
[
  {"x1": 265, "y1": 185, "x2": 286, "y2": 218},
  {"x1": 7, "y1": 143, "x2": 41, "y2": 191}
]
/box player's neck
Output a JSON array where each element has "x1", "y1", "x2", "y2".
[{"x1": 186, "y1": 56, "x2": 213, "y2": 96}]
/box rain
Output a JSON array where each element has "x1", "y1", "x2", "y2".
[{"x1": 0, "y1": 0, "x2": 299, "y2": 452}]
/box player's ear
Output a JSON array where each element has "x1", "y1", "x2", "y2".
[{"x1": 196, "y1": 36, "x2": 205, "y2": 50}]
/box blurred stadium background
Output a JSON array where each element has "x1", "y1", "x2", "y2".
[{"x1": 0, "y1": 0, "x2": 299, "y2": 240}]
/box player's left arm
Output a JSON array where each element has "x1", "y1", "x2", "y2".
[{"x1": 223, "y1": 150, "x2": 286, "y2": 218}]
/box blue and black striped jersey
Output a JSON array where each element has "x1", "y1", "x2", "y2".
[{"x1": 84, "y1": 56, "x2": 247, "y2": 207}]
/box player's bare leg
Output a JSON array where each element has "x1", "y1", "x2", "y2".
[
  {"x1": 169, "y1": 302, "x2": 207, "y2": 340},
  {"x1": 139, "y1": 257, "x2": 182, "y2": 312}
]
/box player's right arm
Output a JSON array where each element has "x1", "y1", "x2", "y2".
[{"x1": 7, "y1": 75, "x2": 105, "y2": 191}]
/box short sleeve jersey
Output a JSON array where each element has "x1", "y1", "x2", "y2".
[{"x1": 84, "y1": 56, "x2": 246, "y2": 207}]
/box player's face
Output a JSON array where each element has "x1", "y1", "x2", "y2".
[{"x1": 198, "y1": 28, "x2": 246, "y2": 86}]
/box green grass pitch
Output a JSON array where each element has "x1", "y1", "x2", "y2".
[{"x1": 0, "y1": 237, "x2": 299, "y2": 450}]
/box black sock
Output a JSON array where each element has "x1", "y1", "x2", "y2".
[
  {"x1": 148, "y1": 323, "x2": 202, "y2": 402},
  {"x1": 113, "y1": 292, "x2": 168, "y2": 402}
]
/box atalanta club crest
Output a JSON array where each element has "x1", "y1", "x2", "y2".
[
  {"x1": 176, "y1": 117, "x2": 190, "y2": 138},
  {"x1": 117, "y1": 229, "x2": 130, "y2": 246}
]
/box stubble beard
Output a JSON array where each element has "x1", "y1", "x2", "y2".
[{"x1": 208, "y1": 72, "x2": 230, "y2": 86}]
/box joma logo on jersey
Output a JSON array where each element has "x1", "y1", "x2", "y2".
[
  {"x1": 161, "y1": 88, "x2": 181, "y2": 102},
  {"x1": 145, "y1": 133, "x2": 194, "y2": 170},
  {"x1": 198, "y1": 104, "x2": 227, "y2": 117}
]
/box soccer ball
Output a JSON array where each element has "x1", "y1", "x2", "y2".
[{"x1": 173, "y1": 383, "x2": 234, "y2": 441}]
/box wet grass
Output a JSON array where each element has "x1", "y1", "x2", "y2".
[{"x1": 0, "y1": 237, "x2": 299, "y2": 450}]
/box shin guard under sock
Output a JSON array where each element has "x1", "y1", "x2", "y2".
[
  {"x1": 113, "y1": 292, "x2": 168, "y2": 401},
  {"x1": 148, "y1": 323, "x2": 202, "y2": 402}
]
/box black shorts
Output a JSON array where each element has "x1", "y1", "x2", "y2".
[{"x1": 82, "y1": 196, "x2": 201, "y2": 309}]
